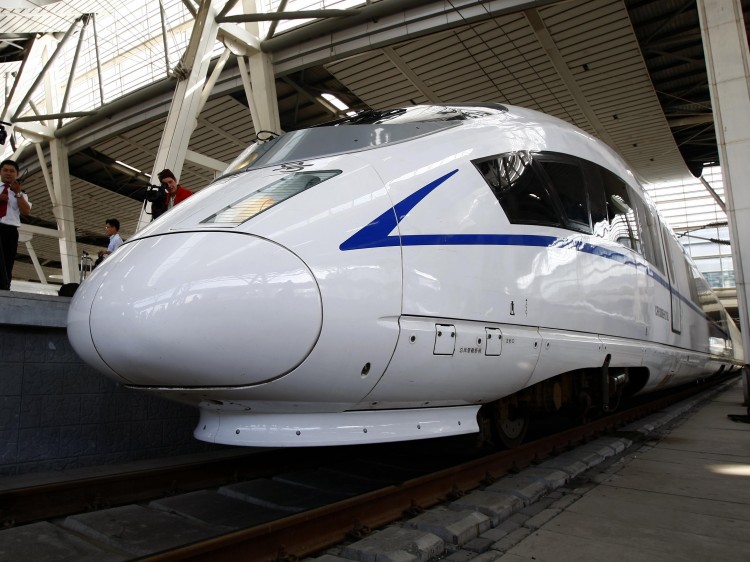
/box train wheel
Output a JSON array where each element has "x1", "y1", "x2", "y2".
[
  {"x1": 478, "y1": 401, "x2": 530, "y2": 448},
  {"x1": 494, "y1": 412, "x2": 530, "y2": 448},
  {"x1": 571, "y1": 390, "x2": 595, "y2": 424}
]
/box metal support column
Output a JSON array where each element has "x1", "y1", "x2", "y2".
[
  {"x1": 698, "y1": 0, "x2": 750, "y2": 369},
  {"x1": 19, "y1": 233, "x2": 48, "y2": 285},
  {"x1": 136, "y1": 0, "x2": 223, "y2": 230},
  {"x1": 247, "y1": 51, "x2": 281, "y2": 133},
  {"x1": 244, "y1": 0, "x2": 281, "y2": 133},
  {"x1": 48, "y1": 139, "x2": 79, "y2": 284}
]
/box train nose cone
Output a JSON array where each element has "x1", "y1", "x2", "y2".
[{"x1": 68, "y1": 232, "x2": 322, "y2": 386}]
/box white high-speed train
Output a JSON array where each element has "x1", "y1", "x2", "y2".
[{"x1": 68, "y1": 104, "x2": 744, "y2": 448}]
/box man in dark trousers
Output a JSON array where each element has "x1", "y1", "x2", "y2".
[
  {"x1": 152, "y1": 168, "x2": 193, "y2": 220},
  {"x1": 0, "y1": 159, "x2": 31, "y2": 290}
]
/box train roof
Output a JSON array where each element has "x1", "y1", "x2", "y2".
[
  {"x1": 221, "y1": 104, "x2": 629, "y2": 184},
  {"x1": 223, "y1": 104, "x2": 527, "y2": 176},
  {"x1": 319, "y1": 104, "x2": 509, "y2": 125}
]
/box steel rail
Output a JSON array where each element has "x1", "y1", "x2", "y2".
[{"x1": 0, "y1": 447, "x2": 342, "y2": 527}]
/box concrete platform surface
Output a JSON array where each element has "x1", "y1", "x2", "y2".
[{"x1": 497, "y1": 380, "x2": 750, "y2": 562}]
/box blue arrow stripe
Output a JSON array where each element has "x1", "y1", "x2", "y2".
[{"x1": 339, "y1": 169, "x2": 729, "y2": 338}]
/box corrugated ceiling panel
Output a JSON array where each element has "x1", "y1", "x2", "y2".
[
  {"x1": 84, "y1": 93, "x2": 255, "y2": 193},
  {"x1": 539, "y1": 0, "x2": 688, "y2": 180},
  {"x1": 542, "y1": 0, "x2": 622, "y2": 30},
  {"x1": 326, "y1": 0, "x2": 687, "y2": 182},
  {"x1": 327, "y1": 51, "x2": 423, "y2": 109}
]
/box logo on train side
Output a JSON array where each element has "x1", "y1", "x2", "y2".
[
  {"x1": 273, "y1": 161, "x2": 312, "y2": 172},
  {"x1": 655, "y1": 305, "x2": 669, "y2": 321}
]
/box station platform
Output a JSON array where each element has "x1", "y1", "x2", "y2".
[
  {"x1": 320, "y1": 377, "x2": 750, "y2": 562},
  {"x1": 493, "y1": 378, "x2": 750, "y2": 562}
]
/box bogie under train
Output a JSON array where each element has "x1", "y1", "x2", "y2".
[{"x1": 68, "y1": 104, "x2": 744, "y2": 447}]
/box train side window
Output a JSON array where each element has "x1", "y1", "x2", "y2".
[
  {"x1": 684, "y1": 259, "x2": 702, "y2": 306},
  {"x1": 687, "y1": 260, "x2": 727, "y2": 338},
  {"x1": 600, "y1": 169, "x2": 642, "y2": 254},
  {"x1": 537, "y1": 159, "x2": 591, "y2": 233},
  {"x1": 631, "y1": 193, "x2": 666, "y2": 272},
  {"x1": 473, "y1": 152, "x2": 561, "y2": 227}
]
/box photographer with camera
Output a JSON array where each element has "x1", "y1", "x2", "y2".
[{"x1": 149, "y1": 169, "x2": 193, "y2": 220}]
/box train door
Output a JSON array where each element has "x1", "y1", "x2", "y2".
[{"x1": 661, "y1": 224, "x2": 682, "y2": 334}]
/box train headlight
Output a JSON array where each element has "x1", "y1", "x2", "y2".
[{"x1": 73, "y1": 232, "x2": 322, "y2": 387}]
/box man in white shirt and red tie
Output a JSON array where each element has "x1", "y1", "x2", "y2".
[{"x1": 0, "y1": 159, "x2": 31, "y2": 290}]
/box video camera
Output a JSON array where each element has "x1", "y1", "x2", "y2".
[
  {"x1": 145, "y1": 182, "x2": 167, "y2": 203},
  {"x1": 0, "y1": 121, "x2": 11, "y2": 145}
]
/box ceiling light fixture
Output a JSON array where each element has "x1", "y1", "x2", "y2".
[
  {"x1": 322, "y1": 93, "x2": 349, "y2": 111},
  {"x1": 115, "y1": 160, "x2": 142, "y2": 173}
]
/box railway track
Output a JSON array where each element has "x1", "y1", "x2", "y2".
[
  {"x1": 0, "y1": 375, "x2": 735, "y2": 562},
  {"x1": 0, "y1": 447, "x2": 350, "y2": 528}
]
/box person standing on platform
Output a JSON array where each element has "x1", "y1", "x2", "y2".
[
  {"x1": 151, "y1": 168, "x2": 193, "y2": 220},
  {"x1": 0, "y1": 159, "x2": 31, "y2": 290},
  {"x1": 96, "y1": 218, "x2": 124, "y2": 265}
]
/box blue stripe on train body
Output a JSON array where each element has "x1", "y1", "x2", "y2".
[{"x1": 339, "y1": 168, "x2": 723, "y2": 332}]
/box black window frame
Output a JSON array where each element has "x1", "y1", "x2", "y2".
[
  {"x1": 533, "y1": 154, "x2": 592, "y2": 234},
  {"x1": 472, "y1": 151, "x2": 564, "y2": 229}
]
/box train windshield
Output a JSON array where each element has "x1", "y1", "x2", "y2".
[
  {"x1": 222, "y1": 104, "x2": 506, "y2": 177},
  {"x1": 202, "y1": 170, "x2": 341, "y2": 226}
]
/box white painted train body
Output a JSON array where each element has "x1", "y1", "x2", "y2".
[{"x1": 67, "y1": 104, "x2": 744, "y2": 447}]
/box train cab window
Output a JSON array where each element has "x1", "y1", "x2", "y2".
[
  {"x1": 473, "y1": 151, "x2": 561, "y2": 227},
  {"x1": 202, "y1": 170, "x2": 341, "y2": 226},
  {"x1": 537, "y1": 159, "x2": 591, "y2": 233}
]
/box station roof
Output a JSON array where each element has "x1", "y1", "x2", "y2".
[{"x1": 0, "y1": 0, "x2": 747, "y2": 284}]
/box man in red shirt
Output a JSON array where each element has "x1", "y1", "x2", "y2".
[{"x1": 152, "y1": 168, "x2": 193, "y2": 220}]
